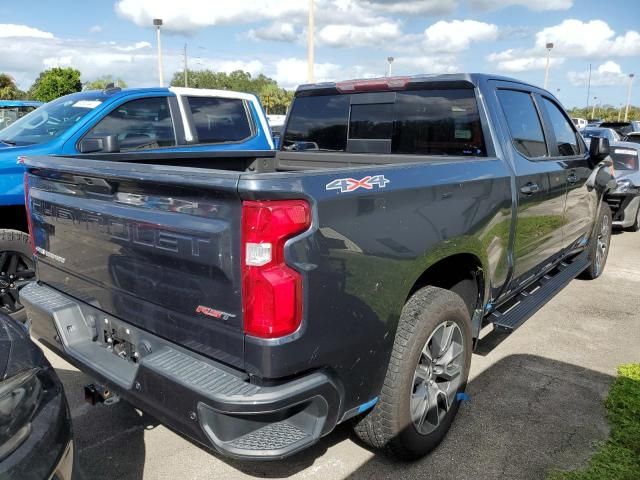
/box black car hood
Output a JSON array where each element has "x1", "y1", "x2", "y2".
[{"x1": 0, "y1": 313, "x2": 48, "y2": 380}]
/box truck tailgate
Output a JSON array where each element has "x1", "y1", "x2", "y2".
[{"x1": 25, "y1": 157, "x2": 245, "y2": 369}]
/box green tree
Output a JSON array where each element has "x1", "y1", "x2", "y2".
[
  {"x1": 170, "y1": 69, "x2": 294, "y2": 114},
  {"x1": 0, "y1": 73, "x2": 25, "y2": 100},
  {"x1": 28, "y1": 67, "x2": 82, "y2": 102},
  {"x1": 84, "y1": 75, "x2": 127, "y2": 90}
]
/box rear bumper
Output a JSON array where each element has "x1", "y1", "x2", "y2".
[{"x1": 21, "y1": 282, "x2": 342, "y2": 460}]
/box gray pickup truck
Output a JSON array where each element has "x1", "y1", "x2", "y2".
[{"x1": 21, "y1": 74, "x2": 614, "y2": 461}]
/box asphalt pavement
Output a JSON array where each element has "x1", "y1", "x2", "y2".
[{"x1": 43, "y1": 230, "x2": 640, "y2": 480}]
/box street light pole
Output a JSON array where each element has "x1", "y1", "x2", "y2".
[
  {"x1": 307, "y1": 0, "x2": 315, "y2": 83},
  {"x1": 624, "y1": 73, "x2": 635, "y2": 122},
  {"x1": 543, "y1": 42, "x2": 553, "y2": 89},
  {"x1": 153, "y1": 19, "x2": 164, "y2": 87},
  {"x1": 386, "y1": 57, "x2": 394, "y2": 77}
]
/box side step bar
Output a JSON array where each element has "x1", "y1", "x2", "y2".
[{"x1": 489, "y1": 253, "x2": 589, "y2": 333}]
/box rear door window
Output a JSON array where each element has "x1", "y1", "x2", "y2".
[
  {"x1": 187, "y1": 96, "x2": 252, "y2": 143},
  {"x1": 541, "y1": 97, "x2": 581, "y2": 156},
  {"x1": 87, "y1": 96, "x2": 176, "y2": 151},
  {"x1": 497, "y1": 89, "x2": 547, "y2": 158}
]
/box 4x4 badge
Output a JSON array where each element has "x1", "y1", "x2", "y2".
[{"x1": 326, "y1": 175, "x2": 390, "y2": 193}]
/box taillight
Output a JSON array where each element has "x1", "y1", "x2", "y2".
[
  {"x1": 336, "y1": 76, "x2": 410, "y2": 92},
  {"x1": 23, "y1": 173, "x2": 35, "y2": 254},
  {"x1": 241, "y1": 200, "x2": 311, "y2": 338}
]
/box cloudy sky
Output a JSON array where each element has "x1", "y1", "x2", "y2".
[{"x1": 1, "y1": 0, "x2": 639, "y2": 108}]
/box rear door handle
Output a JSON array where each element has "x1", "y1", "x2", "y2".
[{"x1": 520, "y1": 182, "x2": 540, "y2": 195}]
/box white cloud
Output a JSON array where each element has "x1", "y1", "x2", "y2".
[
  {"x1": 359, "y1": 0, "x2": 457, "y2": 15},
  {"x1": 470, "y1": 0, "x2": 572, "y2": 11},
  {"x1": 273, "y1": 58, "x2": 341, "y2": 89},
  {"x1": 89, "y1": 25, "x2": 103, "y2": 33},
  {"x1": 423, "y1": 20, "x2": 498, "y2": 53},
  {"x1": 568, "y1": 61, "x2": 629, "y2": 87},
  {"x1": 535, "y1": 19, "x2": 640, "y2": 57},
  {"x1": 248, "y1": 22, "x2": 298, "y2": 43},
  {"x1": 393, "y1": 56, "x2": 459, "y2": 74},
  {"x1": 491, "y1": 56, "x2": 564, "y2": 73},
  {"x1": 116, "y1": 0, "x2": 307, "y2": 32},
  {"x1": 318, "y1": 22, "x2": 402, "y2": 48},
  {"x1": 116, "y1": 41, "x2": 152, "y2": 51},
  {"x1": 0, "y1": 24, "x2": 54, "y2": 39}
]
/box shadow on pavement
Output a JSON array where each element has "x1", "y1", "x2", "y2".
[
  {"x1": 344, "y1": 353, "x2": 612, "y2": 480},
  {"x1": 54, "y1": 353, "x2": 613, "y2": 480}
]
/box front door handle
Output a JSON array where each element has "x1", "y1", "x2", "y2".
[
  {"x1": 567, "y1": 173, "x2": 579, "y2": 184},
  {"x1": 520, "y1": 182, "x2": 541, "y2": 195}
]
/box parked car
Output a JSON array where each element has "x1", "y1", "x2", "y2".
[
  {"x1": 599, "y1": 121, "x2": 640, "y2": 137},
  {"x1": 572, "y1": 117, "x2": 587, "y2": 129},
  {"x1": 581, "y1": 127, "x2": 621, "y2": 146},
  {"x1": 623, "y1": 131, "x2": 640, "y2": 144},
  {"x1": 0, "y1": 101, "x2": 42, "y2": 130},
  {"x1": 0, "y1": 86, "x2": 274, "y2": 319},
  {"x1": 605, "y1": 142, "x2": 640, "y2": 231},
  {"x1": 0, "y1": 312, "x2": 73, "y2": 479},
  {"x1": 21, "y1": 74, "x2": 614, "y2": 461}
]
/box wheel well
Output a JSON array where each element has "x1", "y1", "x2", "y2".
[
  {"x1": 407, "y1": 254, "x2": 484, "y2": 316},
  {"x1": 0, "y1": 206, "x2": 28, "y2": 233}
]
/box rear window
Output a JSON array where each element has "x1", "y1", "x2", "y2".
[
  {"x1": 187, "y1": 96, "x2": 252, "y2": 144},
  {"x1": 611, "y1": 147, "x2": 639, "y2": 171},
  {"x1": 282, "y1": 88, "x2": 486, "y2": 156}
]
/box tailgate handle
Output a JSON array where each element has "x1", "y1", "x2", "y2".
[{"x1": 74, "y1": 175, "x2": 116, "y2": 194}]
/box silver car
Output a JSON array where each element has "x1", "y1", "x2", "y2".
[{"x1": 605, "y1": 142, "x2": 640, "y2": 231}]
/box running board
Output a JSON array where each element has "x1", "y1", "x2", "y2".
[{"x1": 489, "y1": 253, "x2": 589, "y2": 333}]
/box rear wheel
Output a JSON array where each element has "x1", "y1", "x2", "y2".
[
  {"x1": 580, "y1": 204, "x2": 612, "y2": 280},
  {"x1": 0, "y1": 230, "x2": 35, "y2": 321},
  {"x1": 353, "y1": 286, "x2": 472, "y2": 460}
]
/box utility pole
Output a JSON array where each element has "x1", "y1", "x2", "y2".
[
  {"x1": 153, "y1": 19, "x2": 164, "y2": 87},
  {"x1": 586, "y1": 63, "x2": 592, "y2": 113},
  {"x1": 307, "y1": 0, "x2": 315, "y2": 83},
  {"x1": 183, "y1": 43, "x2": 188, "y2": 88},
  {"x1": 591, "y1": 96, "x2": 597, "y2": 119},
  {"x1": 543, "y1": 42, "x2": 553, "y2": 89},
  {"x1": 624, "y1": 73, "x2": 635, "y2": 122}
]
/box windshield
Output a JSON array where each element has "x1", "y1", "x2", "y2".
[
  {"x1": 0, "y1": 95, "x2": 104, "y2": 146},
  {"x1": 0, "y1": 106, "x2": 39, "y2": 130},
  {"x1": 611, "y1": 147, "x2": 639, "y2": 171}
]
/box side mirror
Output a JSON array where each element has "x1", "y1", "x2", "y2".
[
  {"x1": 588, "y1": 136, "x2": 610, "y2": 163},
  {"x1": 78, "y1": 135, "x2": 120, "y2": 153}
]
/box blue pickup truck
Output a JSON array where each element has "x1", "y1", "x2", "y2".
[{"x1": 0, "y1": 86, "x2": 273, "y2": 319}]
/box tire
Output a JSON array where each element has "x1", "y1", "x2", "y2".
[
  {"x1": 353, "y1": 286, "x2": 472, "y2": 460},
  {"x1": 0, "y1": 229, "x2": 35, "y2": 321},
  {"x1": 580, "y1": 204, "x2": 612, "y2": 280},
  {"x1": 624, "y1": 204, "x2": 640, "y2": 232}
]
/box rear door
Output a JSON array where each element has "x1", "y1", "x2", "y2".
[
  {"x1": 537, "y1": 95, "x2": 596, "y2": 249},
  {"x1": 494, "y1": 86, "x2": 567, "y2": 285},
  {"x1": 26, "y1": 159, "x2": 245, "y2": 368}
]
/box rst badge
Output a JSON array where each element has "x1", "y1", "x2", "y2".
[{"x1": 326, "y1": 175, "x2": 390, "y2": 193}]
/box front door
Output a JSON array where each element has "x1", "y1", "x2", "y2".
[{"x1": 537, "y1": 95, "x2": 597, "y2": 250}]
